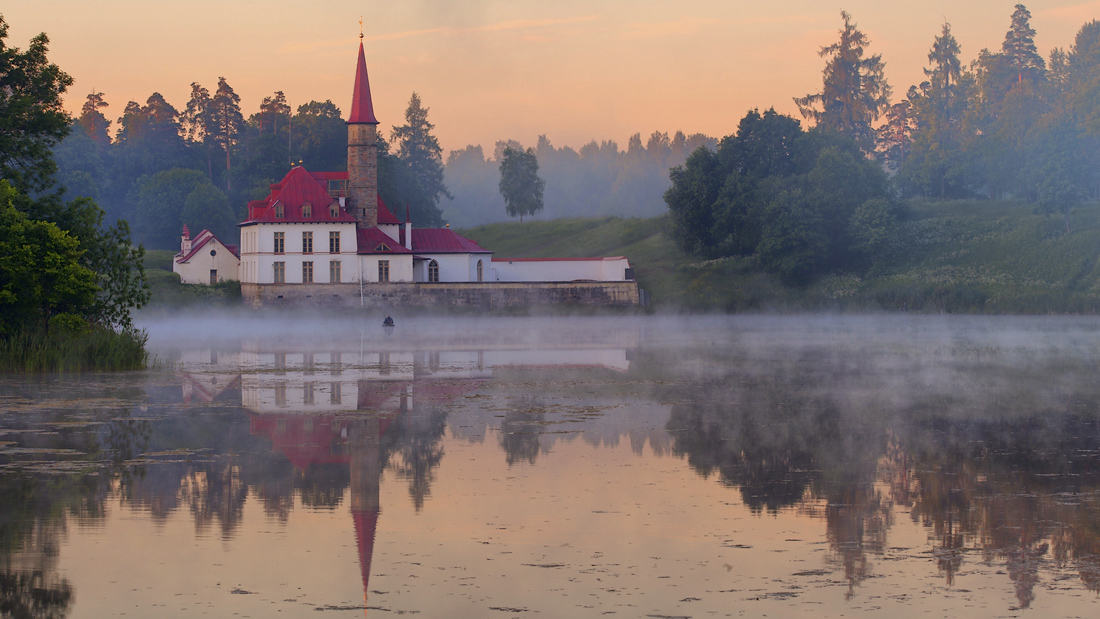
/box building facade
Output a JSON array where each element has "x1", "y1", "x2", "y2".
[{"x1": 236, "y1": 38, "x2": 638, "y2": 307}]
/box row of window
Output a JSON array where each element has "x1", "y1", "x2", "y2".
[
  {"x1": 264, "y1": 258, "x2": 484, "y2": 283},
  {"x1": 272, "y1": 231, "x2": 340, "y2": 254},
  {"x1": 273, "y1": 261, "x2": 343, "y2": 283},
  {"x1": 273, "y1": 201, "x2": 340, "y2": 220}
]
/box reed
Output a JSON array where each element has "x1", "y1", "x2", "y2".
[{"x1": 0, "y1": 326, "x2": 148, "y2": 372}]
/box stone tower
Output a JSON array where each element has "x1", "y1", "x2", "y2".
[{"x1": 347, "y1": 38, "x2": 380, "y2": 228}]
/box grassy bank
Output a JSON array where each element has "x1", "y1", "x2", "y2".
[
  {"x1": 0, "y1": 326, "x2": 148, "y2": 372},
  {"x1": 145, "y1": 249, "x2": 241, "y2": 307},
  {"x1": 461, "y1": 201, "x2": 1100, "y2": 313}
]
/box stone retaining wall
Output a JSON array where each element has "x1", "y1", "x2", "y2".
[{"x1": 241, "y1": 281, "x2": 640, "y2": 308}]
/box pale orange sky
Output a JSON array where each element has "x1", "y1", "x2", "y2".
[{"x1": 6, "y1": 1, "x2": 1100, "y2": 154}]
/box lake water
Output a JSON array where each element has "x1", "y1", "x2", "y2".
[{"x1": 2, "y1": 314, "x2": 1100, "y2": 618}]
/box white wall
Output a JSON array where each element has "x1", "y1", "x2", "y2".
[
  {"x1": 360, "y1": 255, "x2": 414, "y2": 282},
  {"x1": 415, "y1": 253, "x2": 489, "y2": 282},
  {"x1": 241, "y1": 222, "x2": 360, "y2": 284},
  {"x1": 174, "y1": 237, "x2": 241, "y2": 284},
  {"x1": 490, "y1": 257, "x2": 631, "y2": 282}
]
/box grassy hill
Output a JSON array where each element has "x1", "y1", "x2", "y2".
[{"x1": 461, "y1": 201, "x2": 1100, "y2": 313}]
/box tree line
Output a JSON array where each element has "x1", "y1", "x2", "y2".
[
  {"x1": 667, "y1": 5, "x2": 1100, "y2": 284},
  {"x1": 56, "y1": 83, "x2": 451, "y2": 249},
  {"x1": 443, "y1": 131, "x2": 716, "y2": 227}
]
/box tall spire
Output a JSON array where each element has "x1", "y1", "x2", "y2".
[{"x1": 348, "y1": 41, "x2": 379, "y2": 125}]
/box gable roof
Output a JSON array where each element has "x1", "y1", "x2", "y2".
[
  {"x1": 175, "y1": 229, "x2": 240, "y2": 263},
  {"x1": 240, "y1": 167, "x2": 358, "y2": 225},
  {"x1": 357, "y1": 227, "x2": 412, "y2": 255},
  {"x1": 411, "y1": 229, "x2": 492, "y2": 254}
]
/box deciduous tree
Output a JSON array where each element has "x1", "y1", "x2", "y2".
[{"x1": 498, "y1": 147, "x2": 545, "y2": 223}]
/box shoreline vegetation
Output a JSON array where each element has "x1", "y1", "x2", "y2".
[
  {"x1": 143, "y1": 198, "x2": 1100, "y2": 316},
  {"x1": 462, "y1": 201, "x2": 1100, "y2": 315}
]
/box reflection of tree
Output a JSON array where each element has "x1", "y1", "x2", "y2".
[
  {"x1": 382, "y1": 407, "x2": 447, "y2": 510},
  {"x1": 498, "y1": 401, "x2": 544, "y2": 467},
  {"x1": 179, "y1": 459, "x2": 247, "y2": 539},
  {"x1": 0, "y1": 571, "x2": 73, "y2": 619}
]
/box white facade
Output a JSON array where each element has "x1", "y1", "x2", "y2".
[
  {"x1": 360, "y1": 254, "x2": 414, "y2": 283},
  {"x1": 491, "y1": 257, "x2": 632, "y2": 282},
  {"x1": 174, "y1": 234, "x2": 240, "y2": 284},
  {"x1": 414, "y1": 253, "x2": 489, "y2": 282},
  {"x1": 240, "y1": 222, "x2": 360, "y2": 284}
]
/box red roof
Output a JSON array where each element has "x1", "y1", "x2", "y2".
[
  {"x1": 377, "y1": 199, "x2": 401, "y2": 225},
  {"x1": 357, "y1": 227, "x2": 412, "y2": 255},
  {"x1": 348, "y1": 41, "x2": 379, "y2": 124},
  {"x1": 411, "y1": 229, "x2": 492, "y2": 254},
  {"x1": 240, "y1": 167, "x2": 358, "y2": 225},
  {"x1": 175, "y1": 229, "x2": 240, "y2": 262}
]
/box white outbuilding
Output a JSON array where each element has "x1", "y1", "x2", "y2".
[{"x1": 173, "y1": 225, "x2": 240, "y2": 284}]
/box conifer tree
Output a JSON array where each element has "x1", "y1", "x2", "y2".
[
  {"x1": 78, "y1": 91, "x2": 110, "y2": 146},
  {"x1": 209, "y1": 77, "x2": 244, "y2": 191},
  {"x1": 391, "y1": 92, "x2": 449, "y2": 225},
  {"x1": 1003, "y1": 4, "x2": 1045, "y2": 84},
  {"x1": 794, "y1": 11, "x2": 890, "y2": 153}
]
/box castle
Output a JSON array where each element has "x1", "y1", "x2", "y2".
[{"x1": 176, "y1": 39, "x2": 639, "y2": 308}]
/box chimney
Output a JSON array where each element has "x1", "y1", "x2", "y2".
[
  {"x1": 347, "y1": 39, "x2": 379, "y2": 228},
  {"x1": 403, "y1": 204, "x2": 412, "y2": 250},
  {"x1": 181, "y1": 224, "x2": 191, "y2": 254}
]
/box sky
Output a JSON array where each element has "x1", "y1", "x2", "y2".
[{"x1": 6, "y1": 1, "x2": 1100, "y2": 155}]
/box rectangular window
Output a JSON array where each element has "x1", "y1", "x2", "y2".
[
  {"x1": 302, "y1": 231, "x2": 313, "y2": 254},
  {"x1": 303, "y1": 382, "x2": 314, "y2": 405},
  {"x1": 273, "y1": 261, "x2": 285, "y2": 283},
  {"x1": 274, "y1": 383, "x2": 286, "y2": 406},
  {"x1": 329, "y1": 231, "x2": 340, "y2": 254},
  {"x1": 210, "y1": 269, "x2": 217, "y2": 284},
  {"x1": 330, "y1": 260, "x2": 341, "y2": 283},
  {"x1": 303, "y1": 261, "x2": 314, "y2": 283},
  {"x1": 378, "y1": 260, "x2": 390, "y2": 282},
  {"x1": 273, "y1": 231, "x2": 284, "y2": 254},
  {"x1": 330, "y1": 382, "x2": 341, "y2": 405}
]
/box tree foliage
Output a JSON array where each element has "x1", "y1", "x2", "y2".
[
  {"x1": 666, "y1": 109, "x2": 892, "y2": 284},
  {"x1": 795, "y1": 11, "x2": 891, "y2": 153},
  {"x1": 389, "y1": 92, "x2": 448, "y2": 226},
  {"x1": 0, "y1": 15, "x2": 73, "y2": 194},
  {"x1": 498, "y1": 147, "x2": 545, "y2": 223}
]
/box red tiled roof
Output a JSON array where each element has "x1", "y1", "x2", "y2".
[
  {"x1": 175, "y1": 229, "x2": 240, "y2": 262},
  {"x1": 357, "y1": 227, "x2": 412, "y2": 255},
  {"x1": 240, "y1": 167, "x2": 358, "y2": 225},
  {"x1": 411, "y1": 229, "x2": 492, "y2": 254},
  {"x1": 348, "y1": 41, "x2": 379, "y2": 124},
  {"x1": 377, "y1": 199, "x2": 401, "y2": 225},
  {"x1": 309, "y1": 171, "x2": 348, "y2": 181}
]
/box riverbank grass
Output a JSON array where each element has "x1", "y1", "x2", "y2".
[{"x1": 0, "y1": 325, "x2": 148, "y2": 372}]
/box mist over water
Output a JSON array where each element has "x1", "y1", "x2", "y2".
[{"x1": 2, "y1": 313, "x2": 1100, "y2": 617}]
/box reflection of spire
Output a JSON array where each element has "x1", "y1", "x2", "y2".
[{"x1": 349, "y1": 417, "x2": 385, "y2": 611}]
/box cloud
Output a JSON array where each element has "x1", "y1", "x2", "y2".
[{"x1": 280, "y1": 15, "x2": 600, "y2": 53}]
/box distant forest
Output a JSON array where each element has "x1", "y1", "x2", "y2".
[
  {"x1": 51, "y1": 4, "x2": 1100, "y2": 253},
  {"x1": 52, "y1": 82, "x2": 712, "y2": 249}
]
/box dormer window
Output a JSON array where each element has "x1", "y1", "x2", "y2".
[
  {"x1": 376, "y1": 242, "x2": 390, "y2": 252},
  {"x1": 302, "y1": 202, "x2": 312, "y2": 218},
  {"x1": 329, "y1": 202, "x2": 339, "y2": 218},
  {"x1": 274, "y1": 202, "x2": 284, "y2": 218}
]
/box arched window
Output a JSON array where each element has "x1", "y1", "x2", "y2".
[
  {"x1": 476, "y1": 259, "x2": 483, "y2": 282},
  {"x1": 428, "y1": 260, "x2": 439, "y2": 283}
]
